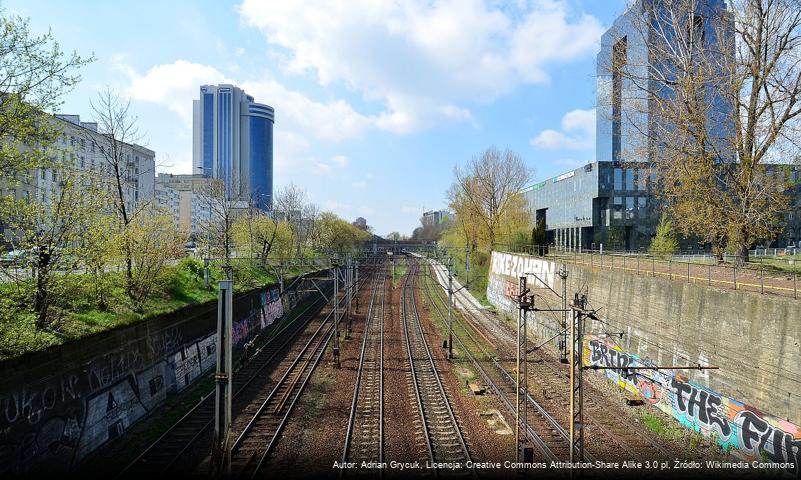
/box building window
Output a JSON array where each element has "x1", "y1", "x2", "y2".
[
  {"x1": 40, "y1": 169, "x2": 45, "y2": 180},
  {"x1": 626, "y1": 169, "x2": 634, "y2": 190},
  {"x1": 614, "y1": 168, "x2": 623, "y2": 190},
  {"x1": 626, "y1": 196, "x2": 635, "y2": 219},
  {"x1": 637, "y1": 169, "x2": 648, "y2": 191},
  {"x1": 80, "y1": 138, "x2": 85, "y2": 150},
  {"x1": 70, "y1": 136, "x2": 75, "y2": 146},
  {"x1": 80, "y1": 156, "x2": 85, "y2": 169}
]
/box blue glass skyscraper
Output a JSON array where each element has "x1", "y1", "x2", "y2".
[{"x1": 192, "y1": 84, "x2": 274, "y2": 210}]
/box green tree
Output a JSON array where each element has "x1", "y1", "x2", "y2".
[
  {"x1": 1, "y1": 167, "x2": 104, "y2": 327},
  {"x1": 0, "y1": 11, "x2": 92, "y2": 178},
  {"x1": 125, "y1": 214, "x2": 186, "y2": 312},
  {"x1": 531, "y1": 217, "x2": 547, "y2": 254},
  {"x1": 649, "y1": 216, "x2": 679, "y2": 257}
]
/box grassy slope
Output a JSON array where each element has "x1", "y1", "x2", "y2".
[{"x1": 0, "y1": 258, "x2": 312, "y2": 360}]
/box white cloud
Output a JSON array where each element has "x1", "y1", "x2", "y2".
[
  {"x1": 119, "y1": 60, "x2": 375, "y2": 141},
  {"x1": 400, "y1": 206, "x2": 419, "y2": 215},
  {"x1": 331, "y1": 155, "x2": 350, "y2": 168},
  {"x1": 238, "y1": 0, "x2": 602, "y2": 133},
  {"x1": 531, "y1": 108, "x2": 595, "y2": 150},
  {"x1": 352, "y1": 180, "x2": 368, "y2": 189},
  {"x1": 120, "y1": 60, "x2": 231, "y2": 127}
]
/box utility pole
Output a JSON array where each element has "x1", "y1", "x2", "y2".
[
  {"x1": 569, "y1": 293, "x2": 586, "y2": 472},
  {"x1": 332, "y1": 255, "x2": 341, "y2": 368},
  {"x1": 464, "y1": 244, "x2": 470, "y2": 289},
  {"x1": 212, "y1": 279, "x2": 233, "y2": 475},
  {"x1": 559, "y1": 264, "x2": 569, "y2": 364},
  {"x1": 354, "y1": 261, "x2": 360, "y2": 314},
  {"x1": 447, "y1": 256, "x2": 454, "y2": 359},
  {"x1": 515, "y1": 276, "x2": 533, "y2": 467},
  {"x1": 347, "y1": 256, "x2": 354, "y2": 337}
]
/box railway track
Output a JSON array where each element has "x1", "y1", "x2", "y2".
[
  {"x1": 423, "y1": 255, "x2": 675, "y2": 461},
  {"x1": 419, "y1": 266, "x2": 574, "y2": 463},
  {"x1": 225, "y1": 270, "x2": 374, "y2": 478},
  {"x1": 227, "y1": 311, "x2": 336, "y2": 477},
  {"x1": 341, "y1": 264, "x2": 386, "y2": 476},
  {"x1": 117, "y1": 293, "x2": 332, "y2": 478},
  {"x1": 402, "y1": 260, "x2": 473, "y2": 476}
]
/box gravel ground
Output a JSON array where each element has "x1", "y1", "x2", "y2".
[{"x1": 412, "y1": 269, "x2": 516, "y2": 479}]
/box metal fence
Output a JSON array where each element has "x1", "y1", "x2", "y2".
[{"x1": 494, "y1": 244, "x2": 799, "y2": 300}]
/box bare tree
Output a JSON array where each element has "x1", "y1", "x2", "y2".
[
  {"x1": 83, "y1": 87, "x2": 150, "y2": 296},
  {"x1": 273, "y1": 183, "x2": 308, "y2": 256},
  {"x1": 199, "y1": 178, "x2": 239, "y2": 268},
  {"x1": 605, "y1": 0, "x2": 801, "y2": 262},
  {"x1": 233, "y1": 199, "x2": 278, "y2": 266},
  {"x1": 451, "y1": 146, "x2": 531, "y2": 248}
]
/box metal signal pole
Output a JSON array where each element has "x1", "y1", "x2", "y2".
[
  {"x1": 212, "y1": 279, "x2": 233, "y2": 475},
  {"x1": 346, "y1": 256, "x2": 353, "y2": 338},
  {"x1": 516, "y1": 276, "x2": 532, "y2": 466},
  {"x1": 569, "y1": 293, "x2": 586, "y2": 472},
  {"x1": 332, "y1": 255, "x2": 341, "y2": 368},
  {"x1": 464, "y1": 244, "x2": 470, "y2": 289},
  {"x1": 559, "y1": 264, "x2": 569, "y2": 364},
  {"x1": 447, "y1": 256, "x2": 454, "y2": 359}
]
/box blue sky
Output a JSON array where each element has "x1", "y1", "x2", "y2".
[{"x1": 5, "y1": 0, "x2": 628, "y2": 236}]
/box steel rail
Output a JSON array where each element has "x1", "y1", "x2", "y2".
[
  {"x1": 423, "y1": 256, "x2": 672, "y2": 461},
  {"x1": 116, "y1": 292, "x2": 331, "y2": 478},
  {"x1": 341, "y1": 264, "x2": 385, "y2": 474},
  {"x1": 419, "y1": 267, "x2": 562, "y2": 463},
  {"x1": 230, "y1": 270, "x2": 375, "y2": 477},
  {"x1": 403, "y1": 260, "x2": 472, "y2": 475}
]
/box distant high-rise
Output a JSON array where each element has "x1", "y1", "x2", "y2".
[{"x1": 192, "y1": 84, "x2": 274, "y2": 210}]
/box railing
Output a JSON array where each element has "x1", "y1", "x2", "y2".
[{"x1": 494, "y1": 244, "x2": 799, "y2": 300}]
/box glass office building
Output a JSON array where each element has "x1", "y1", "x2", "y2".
[
  {"x1": 522, "y1": 161, "x2": 659, "y2": 251},
  {"x1": 192, "y1": 84, "x2": 274, "y2": 210}
]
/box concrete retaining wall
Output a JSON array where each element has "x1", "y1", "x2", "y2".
[
  {"x1": 487, "y1": 251, "x2": 801, "y2": 474},
  {"x1": 0, "y1": 275, "x2": 325, "y2": 475}
]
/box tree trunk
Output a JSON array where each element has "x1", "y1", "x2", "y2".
[
  {"x1": 124, "y1": 238, "x2": 135, "y2": 303},
  {"x1": 735, "y1": 242, "x2": 749, "y2": 266},
  {"x1": 34, "y1": 252, "x2": 51, "y2": 329}
]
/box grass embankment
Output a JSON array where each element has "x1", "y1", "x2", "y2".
[
  {"x1": 434, "y1": 248, "x2": 491, "y2": 307},
  {"x1": 0, "y1": 257, "x2": 309, "y2": 360}
]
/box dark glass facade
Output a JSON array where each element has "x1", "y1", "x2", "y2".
[
  {"x1": 194, "y1": 85, "x2": 274, "y2": 211},
  {"x1": 202, "y1": 93, "x2": 213, "y2": 177},
  {"x1": 523, "y1": 161, "x2": 659, "y2": 251},
  {"x1": 249, "y1": 113, "x2": 273, "y2": 210}
]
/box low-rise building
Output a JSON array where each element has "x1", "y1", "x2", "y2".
[
  {"x1": 154, "y1": 173, "x2": 215, "y2": 237},
  {"x1": 422, "y1": 210, "x2": 451, "y2": 228},
  {"x1": 522, "y1": 161, "x2": 801, "y2": 251}
]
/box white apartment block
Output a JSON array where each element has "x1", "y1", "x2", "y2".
[
  {"x1": 4, "y1": 114, "x2": 155, "y2": 215},
  {"x1": 154, "y1": 173, "x2": 214, "y2": 237}
]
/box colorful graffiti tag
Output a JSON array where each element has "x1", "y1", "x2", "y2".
[{"x1": 585, "y1": 336, "x2": 801, "y2": 475}]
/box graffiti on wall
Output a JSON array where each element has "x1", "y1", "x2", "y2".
[
  {"x1": 0, "y1": 281, "x2": 313, "y2": 475},
  {"x1": 489, "y1": 251, "x2": 556, "y2": 289},
  {"x1": 585, "y1": 336, "x2": 801, "y2": 475}
]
